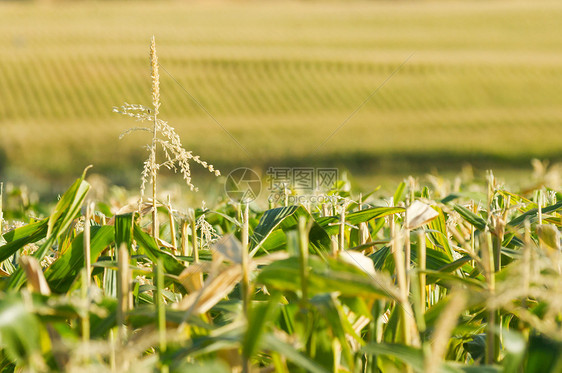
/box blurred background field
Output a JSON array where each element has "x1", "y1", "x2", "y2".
[{"x1": 1, "y1": 0, "x2": 562, "y2": 195}]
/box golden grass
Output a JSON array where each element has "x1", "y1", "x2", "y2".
[{"x1": 1, "y1": 0, "x2": 562, "y2": 184}]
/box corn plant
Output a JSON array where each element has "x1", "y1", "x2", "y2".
[{"x1": 113, "y1": 36, "x2": 219, "y2": 238}]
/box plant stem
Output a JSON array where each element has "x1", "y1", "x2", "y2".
[
  {"x1": 150, "y1": 36, "x2": 160, "y2": 241},
  {"x1": 339, "y1": 203, "x2": 345, "y2": 253},
  {"x1": 189, "y1": 209, "x2": 198, "y2": 263},
  {"x1": 482, "y1": 231, "x2": 497, "y2": 365},
  {"x1": 241, "y1": 203, "x2": 250, "y2": 314},
  {"x1": 181, "y1": 220, "x2": 189, "y2": 258},
  {"x1": 470, "y1": 201, "x2": 476, "y2": 267},
  {"x1": 83, "y1": 202, "x2": 93, "y2": 286},
  {"x1": 331, "y1": 236, "x2": 338, "y2": 257},
  {"x1": 155, "y1": 258, "x2": 168, "y2": 373},
  {"x1": 358, "y1": 194, "x2": 369, "y2": 246},
  {"x1": 538, "y1": 189, "x2": 543, "y2": 225},
  {"x1": 405, "y1": 201, "x2": 411, "y2": 293},
  {"x1": 167, "y1": 195, "x2": 177, "y2": 253},
  {"x1": 189, "y1": 209, "x2": 202, "y2": 287},
  {"x1": 523, "y1": 219, "x2": 531, "y2": 294},
  {"x1": 117, "y1": 244, "x2": 130, "y2": 341},
  {"x1": 241, "y1": 203, "x2": 250, "y2": 373},
  {"x1": 392, "y1": 224, "x2": 410, "y2": 344},
  {"x1": 298, "y1": 216, "x2": 309, "y2": 306},
  {"x1": 150, "y1": 101, "x2": 158, "y2": 239},
  {"x1": 152, "y1": 157, "x2": 158, "y2": 240},
  {"x1": 418, "y1": 231, "x2": 426, "y2": 315},
  {"x1": 109, "y1": 329, "x2": 116, "y2": 373},
  {"x1": 81, "y1": 268, "x2": 90, "y2": 345}
]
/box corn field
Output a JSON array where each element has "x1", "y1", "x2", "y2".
[
  {"x1": 2, "y1": 7, "x2": 562, "y2": 371},
  {"x1": 1, "y1": 161, "x2": 562, "y2": 372}
]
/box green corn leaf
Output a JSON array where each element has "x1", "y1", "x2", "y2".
[
  {"x1": 441, "y1": 191, "x2": 486, "y2": 204},
  {"x1": 508, "y1": 200, "x2": 562, "y2": 227},
  {"x1": 45, "y1": 225, "x2": 114, "y2": 293},
  {"x1": 262, "y1": 333, "x2": 330, "y2": 373},
  {"x1": 537, "y1": 224, "x2": 560, "y2": 252},
  {"x1": 250, "y1": 206, "x2": 331, "y2": 256},
  {"x1": 371, "y1": 245, "x2": 391, "y2": 270},
  {"x1": 8, "y1": 170, "x2": 90, "y2": 290},
  {"x1": 454, "y1": 205, "x2": 487, "y2": 231},
  {"x1": 427, "y1": 207, "x2": 454, "y2": 261},
  {"x1": 394, "y1": 181, "x2": 406, "y2": 204},
  {"x1": 46, "y1": 170, "x2": 91, "y2": 240},
  {"x1": 316, "y1": 206, "x2": 404, "y2": 236},
  {"x1": 311, "y1": 294, "x2": 360, "y2": 369},
  {"x1": 422, "y1": 269, "x2": 485, "y2": 289},
  {"x1": 362, "y1": 343, "x2": 425, "y2": 372},
  {"x1": 257, "y1": 255, "x2": 395, "y2": 300},
  {"x1": 0, "y1": 219, "x2": 48, "y2": 263},
  {"x1": 115, "y1": 213, "x2": 134, "y2": 250},
  {"x1": 411, "y1": 247, "x2": 460, "y2": 271},
  {"x1": 171, "y1": 360, "x2": 230, "y2": 373},
  {"x1": 0, "y1": 294, "x2": 44, "y2": 369},
  {"x1": 243, "y1": 293, "x2": 282, "y2": 359},
  {"x1": 501, "y1": 329, "x2": 526, "y2": 373},
  {"x1": 525, "y1": 333, "x2": 562, "y2": 373},
  {"x1": 133, "y1": 224, "x2": 185, "y2": 276}
]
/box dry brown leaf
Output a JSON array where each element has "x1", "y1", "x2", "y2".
[
  {"x1": 339, "y1": 250, "x2": 376, "y2": 277},
  {"x1": 175, "y1": 265, "x2": 242, "y2": 314},
  {"x1": 20, "y1": 256, "x2": 51, "y2": 295},
  {"x1": 156, "y1": 237, "x2": 177, "y2": 251},
  {"x1": 106, "y1": 201, "x2": 154, "y2": 225},
  {"x1": 175, "y1": 252, "x2": 288, "y2": 314},
  {"x1": 211, "y1": 234, "x2": 242, "y2": 264},
  {"x1": 406, "y1": 200, "x2": 439, "y2": 229},
  {"x1": 177, "y1": 261, "x2": 214, "y2": 293}
]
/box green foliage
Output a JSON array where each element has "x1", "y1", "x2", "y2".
[
  {"x1": 4, "y1": 171, "x2": 90, "y2": 290},
  {"x1": 0, "y1": 294, "x2": 45, "y2": 370},
  {"x1": 45, "y1": 225, "x2": 114, "y2": 293},
  {"x1": 1, "y1": 168, "x2": 562, "y2": 372},
  {"x1": 0, "y1": 219, "x2": 48, "y2": 263}
]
